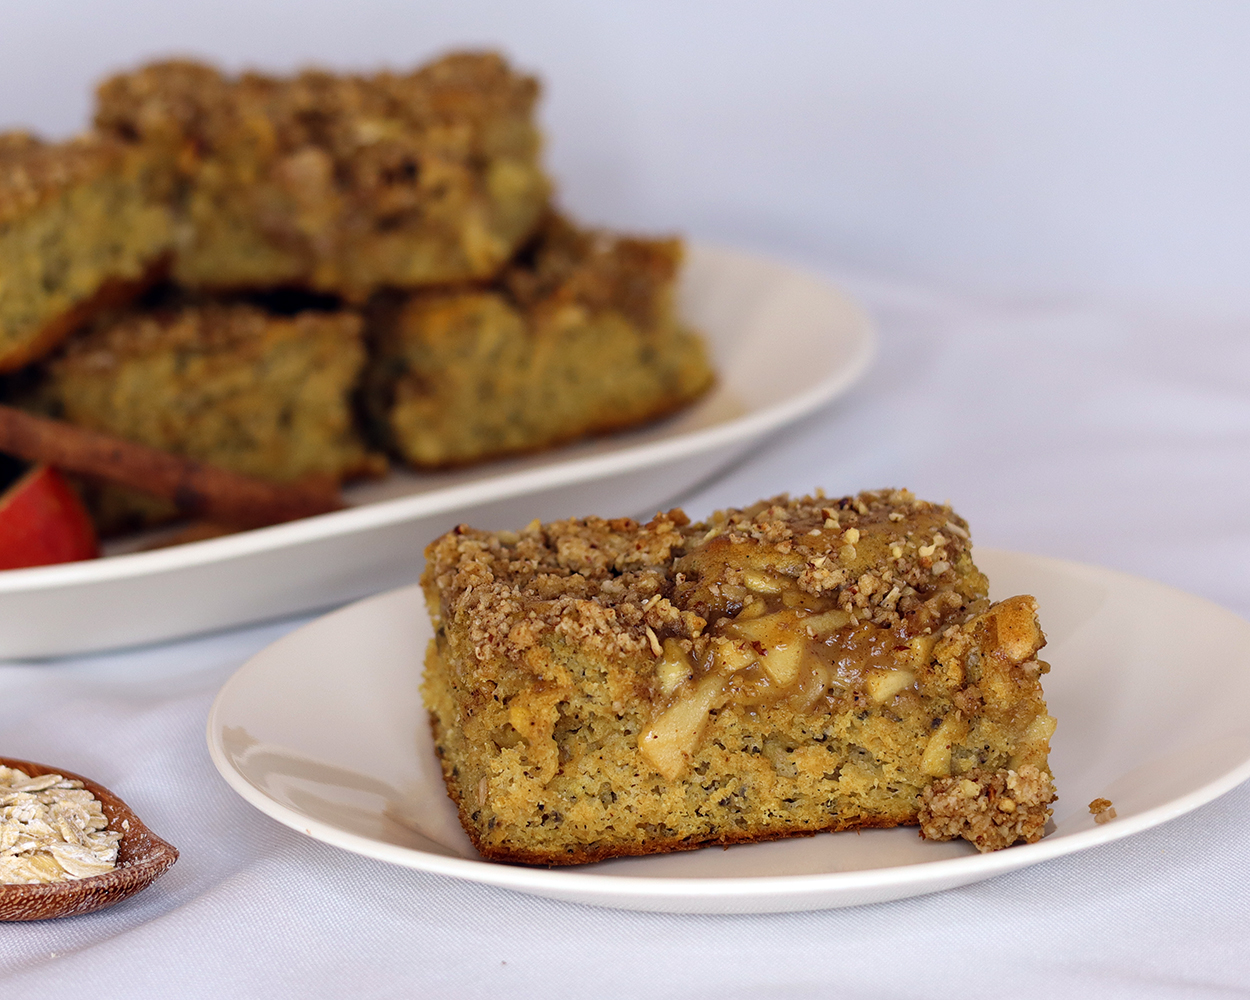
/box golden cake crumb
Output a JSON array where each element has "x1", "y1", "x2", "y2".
[
  {"x1": 0, "y1": 132, "x2": 172, "y2": 373},
  {"x1": 23, "y1": 300, "x2": 382, "y2": 534}
]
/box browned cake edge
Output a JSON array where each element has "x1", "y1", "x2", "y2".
[
  {"x1": 398, "y1": 377, "x2": 713, "y2": 472},
  {"x1": 0, "y1": 257, "x2": 169, "y2": 374}
]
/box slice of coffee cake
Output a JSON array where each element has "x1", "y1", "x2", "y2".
[
  {"x1": 27, "y1": 300, "x2": 381, "y2": 534},
  {"x1": 95, "y1": 52, "x2": 549, "y2": 298},
  {"x1": 365, "y1": 213, "x2": 713, "y2": 467},
  {"x1": 421, "y1": 490, "x2": 1057, "y2": 865},
  {"x1": 0, "y1": 132, "x2": 172, "y2": 373}
]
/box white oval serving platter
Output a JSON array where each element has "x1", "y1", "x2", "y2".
[
  {"x1": 0, "y1": 245, "x2": 874, "y2": 659},
  {"x1": 207, "y1": 549, "x2": 1250, "y2": 914}
]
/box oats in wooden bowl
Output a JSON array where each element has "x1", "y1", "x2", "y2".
[{"x1": 0, "y1": 756, "x2": 178, "y2": 920}]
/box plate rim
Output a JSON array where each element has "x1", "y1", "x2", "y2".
[
  {"x1": 205, "y1": 549, "x2": 1250, "y2": 910},
  {"x1": 0, "y1": 242, "x2": 876, "y2": 596}
]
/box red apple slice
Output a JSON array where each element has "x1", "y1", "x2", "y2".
[{"x1": 0, "y1": 464, "x2": 98, "y2": 570}]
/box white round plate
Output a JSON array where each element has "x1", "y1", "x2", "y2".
[
  {"x1": 0, "y1": 245, "x2": 874, "y2": 658},
  {"x1": 207, "y1": 549, "x2": 1250, "y2": 914}
]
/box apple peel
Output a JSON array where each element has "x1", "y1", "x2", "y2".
[{"x1": 0, "y1": 464, "x2": 98, "y2": 570}]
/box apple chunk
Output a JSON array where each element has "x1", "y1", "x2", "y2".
[
  {"x1": 0, "y1": 464, "x2": 99, "y2": 570},
  {"x1": 640, "y1": 675, "x2": 725, "y2": 780},
  {"x1": 725, "y1": 611, "x2": 806, "y2": 686}
]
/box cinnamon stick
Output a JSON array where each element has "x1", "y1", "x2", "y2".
[{"x1": 0, "y1": 405, "x2": 344, "y2": 529}]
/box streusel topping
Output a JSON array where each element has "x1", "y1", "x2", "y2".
[
  {"x1": 424, "y1": 489, "x2": 988, "y2": 675},
  {"x1": 0, "y1": 132, "x2": 117, "y2": 226}
]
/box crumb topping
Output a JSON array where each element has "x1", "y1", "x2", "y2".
[
  {"x1": 426, "y1": 508, "x2": 693, "y2": 667},
  {"x1": 675, "y1": 489, "x2": 985, "y2": 634},
  {"x1": 918, "y1": 765, "x2": 1055, "y2": 851},
  {"x1": 424, "y1": 489, "x2": 987, "y2": 673},
  {"x1": 1089, "y1": 797, "x2": 1117, "y2": 824},
  {"x1": 0, "y1": 132, "x2": 118, "y2": 226},
  {"x1": 503, "y1": 214, "x2": 682, "y2": 329},
  {"x1": 95, "y1": 52, "x2": 539, "y2": 207},
  {"x1": 52, "y1": 301, "x2": 363, "y2": 370}
]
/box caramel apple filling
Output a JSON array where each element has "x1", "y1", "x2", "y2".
[
  {"x1": 639, "y1": 497, "x2": 1050, "y2": 783},
  {"x1": 641, "y1": 591, "x2": 954, "y2": 780}
]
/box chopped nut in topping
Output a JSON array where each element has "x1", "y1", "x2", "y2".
[
  {"x1": 919, "y1": 766, "x2": 1055, "y2": 852},
  {"x1": 1089, "y1": 797, "x2": 1116, "y2": 824}
]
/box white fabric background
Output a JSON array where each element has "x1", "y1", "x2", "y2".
[{"x1": 2, "y1": 3, "x2": 1249, "y2": 996}]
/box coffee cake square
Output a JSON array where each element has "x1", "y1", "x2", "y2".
[
  {"x1": 421, "y1": 490, "x2": 1056, "y2": 864},
  {"x1": 365, "y1": 213, "x2": 713, "y2": 467}
]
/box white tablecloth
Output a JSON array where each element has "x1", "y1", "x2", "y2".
[{"x1": 3, "y1": 270, "x2": 1249, "y2": 997}]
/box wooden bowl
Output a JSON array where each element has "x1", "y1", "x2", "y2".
[{"x1": 0, "y1": 756, "x2": 179, "y2": 921}]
